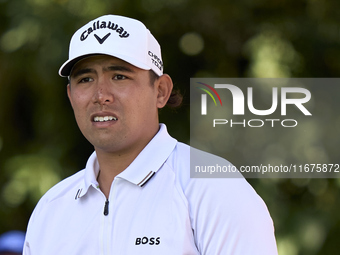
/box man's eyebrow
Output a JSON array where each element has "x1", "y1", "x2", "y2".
[
  {"x1": 104, "y1": 65, "x2": 135, "y2": 73},
  {"x1": 71, "y1": 68, "x2": 95, "y2": 79},
  {"x1": 70, "y1": 65, "x2": 135, "y2": 79}
]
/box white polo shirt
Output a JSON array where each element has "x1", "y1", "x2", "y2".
[{"x1": 24, "y1": 124, "x2": 278, "y2": 255}]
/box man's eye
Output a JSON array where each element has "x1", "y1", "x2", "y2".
[
  {"x1": 79, "y1": 77, "x2": 93, "y2": 83},
  {"x1": 113, "y1": 75, "x2": 126, "y2": 80}
]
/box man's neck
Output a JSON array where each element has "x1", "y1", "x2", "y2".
[
  {"x1": 95, "y1": 125, "x2": 160, "y2": 198},
  {"x1": 96, "y1": 150, "x2": 136, "y2": 198}
]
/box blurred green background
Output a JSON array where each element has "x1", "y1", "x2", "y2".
[{"x1": 0, "y1": 0, "x2": 339, "y2": 254}]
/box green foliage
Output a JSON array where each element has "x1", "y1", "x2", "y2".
[{"x1": 0, "y1": 0, "x2": 340, "y2": 254}]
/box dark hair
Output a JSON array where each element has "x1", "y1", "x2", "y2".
[{"x1": 149, "y1": 71, "x2": 183, "y2": 108}]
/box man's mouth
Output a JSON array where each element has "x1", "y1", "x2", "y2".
[{"x1": 93, "y1": 116, "x2": 118, "y2": 122}]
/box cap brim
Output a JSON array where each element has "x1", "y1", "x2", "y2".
[
  {"x1": 59, "y1": 54, "x2": 96, "y2": 77},
  {"x1": 59, "y1": 53, "x2": 152, "y2": 77}
]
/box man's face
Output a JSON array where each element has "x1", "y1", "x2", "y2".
[{"x1": 67, "y1": 55, "x2": 164, "y2": 156}]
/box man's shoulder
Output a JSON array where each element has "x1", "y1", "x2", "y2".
[{"x1": 166, "y1": 144, "x2": 277, "y2": 255}]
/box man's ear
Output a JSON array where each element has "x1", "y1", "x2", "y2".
[
  {"x1": 67, "y1": 84, "x2": 74, "y2": 108},
  {"x1": 156, "y1": 74, "x2": 173, "y2": 109}
]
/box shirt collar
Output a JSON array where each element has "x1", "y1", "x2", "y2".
[
  {"x1": 76, "y1": 124, "x2": 177, "y2": 198},
  {"x1": 76, "y1": 152, "x2": 100, "y2": 199},
  {"x1": 117, "y1": 124, "x2": 177, "y2": 186}
]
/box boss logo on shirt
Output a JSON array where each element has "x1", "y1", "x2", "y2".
[{"x1": 135, "y1": 236, "x2": 160, "y2": 245}]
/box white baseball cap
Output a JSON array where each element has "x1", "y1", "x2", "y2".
[{"x1": 59, "y1": 14, "x2": 163, "y2": 77}]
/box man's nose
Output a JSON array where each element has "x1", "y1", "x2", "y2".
[{"x1": 92, "y1": 79, "x2": 114, "y2": 105}]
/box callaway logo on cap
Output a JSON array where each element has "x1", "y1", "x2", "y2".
[{"x1": 59, "y1": 14, "x2": 163, "y2": 77}]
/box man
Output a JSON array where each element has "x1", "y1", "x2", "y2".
[{"x1": 24, "y1": 14, "x2": 278, "y2": 254}]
